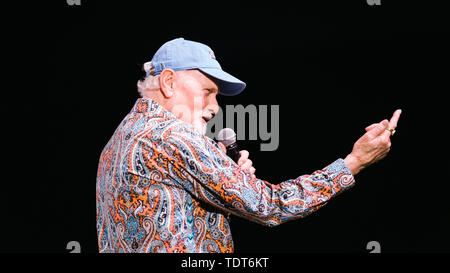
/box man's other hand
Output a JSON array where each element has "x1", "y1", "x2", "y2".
[{"x1": 218, "y1": 142, "x2": 256, "y2": 177}]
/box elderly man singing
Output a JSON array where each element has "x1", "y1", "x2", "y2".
[{"x1": 96, "y1": 38, "x2": 401, "y2": 253}]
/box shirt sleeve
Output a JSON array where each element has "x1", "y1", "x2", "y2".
[{"x1": 142, "y1": 120, "x2": 356, "y2": 227}]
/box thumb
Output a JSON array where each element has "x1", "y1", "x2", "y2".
[
  {"x1": 367, "y1": 119, "x2": 389, "y2": 138},
  {"x1": 365, "y1": 123, "x2": 378, "y2": 132},
  {"x1": 218, "y1": 142, "x2": 227, "y2": 154}
]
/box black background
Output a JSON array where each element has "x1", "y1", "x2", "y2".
[{"x1": 3, "y1": 1, "x2": 449, "y2": 253}]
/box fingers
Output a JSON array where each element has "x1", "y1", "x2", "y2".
[
  {"x1": 389, "y1": 109, "x2": 402, "y2": 129},
  {"x1": 380, "y1": 129, "x2": 392, "y2": 146},
  {"x1": 237, "y1": 150, "x2": 256, "y2": 177},
  {"x1": 365, "y1": 109, "x2": 402, "y2": 135},
  {"x1": 367, "y1": 119, "x2": 389, "y2": 139},
  {"x1": 365, "y1": 123, "x2": 378, "y2": 132},
  {"x1": 240, "y1": 159, "x2": 253, "y2": 170},
  {"x1": 237, "y1": 150, "x2": 249, "y2": 166}
]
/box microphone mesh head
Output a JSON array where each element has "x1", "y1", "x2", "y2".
[{"x1": 217, "y1": 128, "x2": 236, "y2": 147}]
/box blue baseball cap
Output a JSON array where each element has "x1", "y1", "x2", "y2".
[{"x1": 146, "y1": 38, "x2": 246, "y2": 96}]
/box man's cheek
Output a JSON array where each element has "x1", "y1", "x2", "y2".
[
  {"x1": 192, "y1": 96, "x2": 206, "y2": 113},
  {"x1": 171, "y1": 104, "x2": 192, "y2": 123}
]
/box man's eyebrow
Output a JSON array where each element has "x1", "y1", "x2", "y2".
[{"x1": 206, "y1": 88, "x2": 219, "y2": 94}]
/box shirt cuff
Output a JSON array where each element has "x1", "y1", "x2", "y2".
[{"x1": 323, "y1": 158, "x2": 356, "y2": 189}]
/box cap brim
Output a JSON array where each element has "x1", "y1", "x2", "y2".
[{"x1": 199, "y1": 68, "x2": 246, "y2": 96}]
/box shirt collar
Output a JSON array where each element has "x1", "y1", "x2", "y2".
[{"x1": 131, "y1": 98, "x2": 177, "y2": 119}]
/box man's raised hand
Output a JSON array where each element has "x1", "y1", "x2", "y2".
[{"x1": 344, "y1": 109, "x2": 402, "y2": 175}]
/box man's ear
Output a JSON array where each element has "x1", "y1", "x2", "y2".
[{"x1": 159, "y1": 69, "x2": 176, "y2": 98}]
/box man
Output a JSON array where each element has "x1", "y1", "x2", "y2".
[{"x1": 96, "y1": 38, "x2": 401, "y2": 253}]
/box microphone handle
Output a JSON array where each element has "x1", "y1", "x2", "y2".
[{"x1": 226, "y1": 142, "x2": 241, "y2": 163}]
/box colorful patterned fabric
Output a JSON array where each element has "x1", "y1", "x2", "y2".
[{"x1": 96, "y1": 98, "x2": 356, "y2": 253}]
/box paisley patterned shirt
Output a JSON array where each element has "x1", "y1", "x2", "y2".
[{"x1": 96, "y1": 98, "x2": 356, "y2": 253}]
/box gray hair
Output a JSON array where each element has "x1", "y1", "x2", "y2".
[{"x1": 137, "y1": 61, "x2": 160, "y2": 97}]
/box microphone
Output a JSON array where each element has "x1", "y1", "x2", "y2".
[{"x1": 217, "y1": 128, "x2": 240, "y2": 163}]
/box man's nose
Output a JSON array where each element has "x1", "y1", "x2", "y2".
[
  {"x1": 207, "y1": 98, "x2": 219, "y2": 116},
  {"x1": 204, "y1": 106, "x2": 218, "y2": 119}
]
